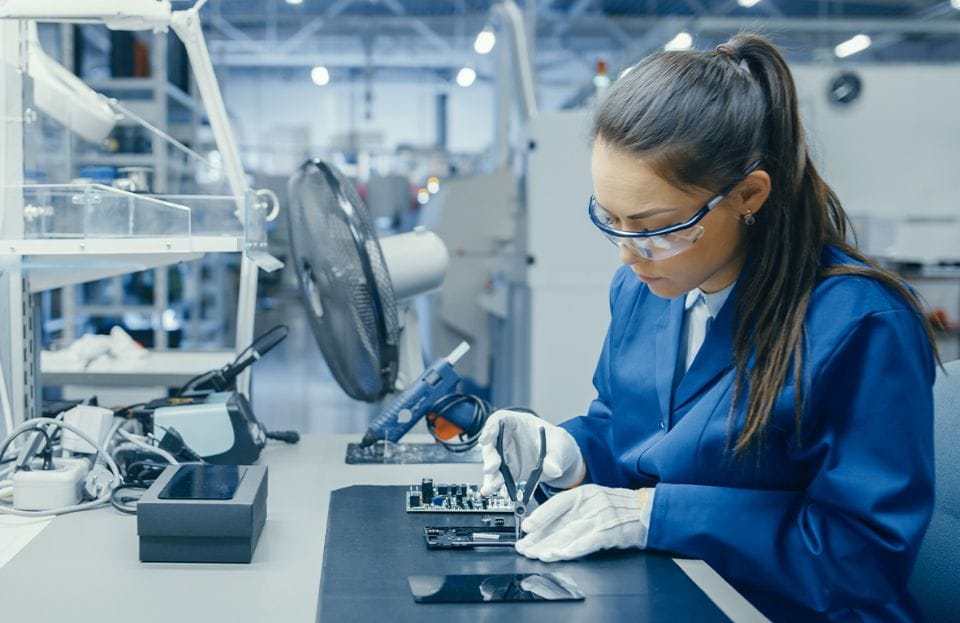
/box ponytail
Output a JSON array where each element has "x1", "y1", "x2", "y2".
[{"x1": 717, "y1": 35, "x2": 938, "y2": 454}]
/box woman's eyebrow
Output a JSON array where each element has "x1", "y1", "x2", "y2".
[{"x1": 626, "y1": 207, "x2": 675, "y2": 220}]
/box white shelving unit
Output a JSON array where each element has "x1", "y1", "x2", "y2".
[
  {"x1": 0, "y1": 5, "x2": 281, "y2": 438},
  {"x1": 52, "y1": 26, "x2": 213, "y2": 351}
]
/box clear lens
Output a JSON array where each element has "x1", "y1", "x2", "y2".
[{"x1": 603, "y1": 226, "x2": 703, "y2": 260}]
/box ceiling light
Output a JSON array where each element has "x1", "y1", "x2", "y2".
[
  {"x1": 737, "y1": 0, "x2": 762, "y2": 6},
  {"x1": 286, "y1": 0, "x2": 304, "y2": 5},
  {"x1": 664, "y1": 32, "x2": 693, "y2": 52},
  {"x1": 456, "y1": 67, "x2": 476, "y2": 88},
  {"x1": 474, "y1": 28, "x2": 496, "y2": 55},
  {"x1": 834, "y1": 34, "x2": 872, "y2": 58},
  {"x1": 310, "y1": 66, "x2": 330, "y2": 86}
]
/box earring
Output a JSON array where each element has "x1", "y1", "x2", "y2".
[{"x1": 743, "y1": 210, "x2": 756, "y2": 226}]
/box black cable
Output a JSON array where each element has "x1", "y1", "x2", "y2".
[
  {"x1": 0, "y1": 426, "x2": 54, "y2": 470},
  {"x1": 175, "y1": 370, "x2": 212, "y2": 396},
  {"x1": 266, "y1": 430, "x2": 300, "y2": 444},
  {"x1": 115, "y1": 403, "x2": 146, "y2": 418},
  {"x1": 177, "y1": 325, "x2": 289, "y2": 396},
  {"x1": 124, "y1": 460, "x2": 168, "y2": 486},
  {"x1": 425, "y1": 393, "x2": 493, "y2": 452},
  {"x1": 110, "y1": 483, "x2": 150, "y2": 515}
]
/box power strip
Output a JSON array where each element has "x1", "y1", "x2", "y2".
[{"x1": 12, "y1": 458, "x2": 89, "y2": 511}]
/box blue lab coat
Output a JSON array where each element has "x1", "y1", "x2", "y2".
[{"x1": 560, "y1": 247, "x2": 935, "y2": 621}]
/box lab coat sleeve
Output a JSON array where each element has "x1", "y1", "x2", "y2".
[
  {"x1": 645, "y1": 309, "x2": 935, "y2": 613},
  {"x1": 558, "y1": 269, "x2": 629, "y2": 488}
]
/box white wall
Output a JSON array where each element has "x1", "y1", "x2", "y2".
[
  {"x1": 526, "y1": 110, "x2": 617, "y2": 422},
  {"x1": 793, "y1": 65, "x2": 960, "y2": 220}
]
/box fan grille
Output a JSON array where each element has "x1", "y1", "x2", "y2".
[{"x1": 287, "y1": 160, "x2": 399, "y2": 402}]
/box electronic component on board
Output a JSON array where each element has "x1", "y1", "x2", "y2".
[
  {"x1": 423, "y1": 526, "x2": 517, "y2": 549},
  {"x1": 405, "y1": 480, "x2": 515, "y2": 514}
]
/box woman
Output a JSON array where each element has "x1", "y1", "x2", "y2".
[{"x1": 479, "y1": 34, "x2": 937, "y2": 621}]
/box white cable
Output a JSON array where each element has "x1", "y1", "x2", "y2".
[
  {"x1": 102, "y1": 417, "x2": 124, "y2": 452},
  {"x1": 0, "y1": 356, "x2": 14, "y2": 438},
  {"x1": 0, "y1": 418, "x2": 123, "y2": 517},
  {"x1": 117, "y1": 429, "x2": 179, "y2": 466}
]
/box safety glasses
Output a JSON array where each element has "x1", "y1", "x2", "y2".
[{"x1": 588, "y1": 160, "x2": 762, "y2": 260}]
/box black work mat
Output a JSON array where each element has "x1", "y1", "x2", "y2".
[{"x1": 317, "y1": 485, "x2": 730, "y2": 622}]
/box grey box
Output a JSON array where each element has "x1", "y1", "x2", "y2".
[{"x1": 137, "y1": 464, "x2": 268, "y2": 563}]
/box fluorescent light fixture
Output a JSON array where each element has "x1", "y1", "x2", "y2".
[
  {"x1": 664, "y1": 32, "x2": 693, "y2": 52},
  {"x1": 737, "y1": 0, "x2": 762, "y2": 6},
  {"x1": 474, "y1": 28, "x2": 496, "y2": 54},
  {"x1": 834, "y1": 34, "x2": 872, "y2": 58},
  {"x1": 456, "y1": 67, "x2": 477, "y2": 87},
  {"x1": 310, "y1": 65, "x2": 330, "y2": 86},
  {"x1": 952, "y1": 0, "x2": 960, "y2": 9},
  {"x1": 286, "y1": 0, "x2": 304, "y2": 5}
]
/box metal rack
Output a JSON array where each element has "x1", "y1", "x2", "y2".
[
  {"x1": 50, "y1": 27, "x2": 222, "y2": 352},
  {"x1": 0, "y1": 2, "x2": 282, "y2": 438}
]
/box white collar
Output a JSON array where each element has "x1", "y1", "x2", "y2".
[{"x1": 684, "y1": 281, "x2": 735, "y2": 319}]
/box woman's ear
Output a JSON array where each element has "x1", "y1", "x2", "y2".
[{"x1": 735, "y1": 170, "x2": 771, "y2": 214}]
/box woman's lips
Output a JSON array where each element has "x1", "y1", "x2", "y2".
[{"x1": 633, "y1": 271, "x2": 661, "y2": 285}]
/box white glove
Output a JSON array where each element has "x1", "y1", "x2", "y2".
[
  {"x1": 515, "y1": 484, "x2": 651, "y2": 562},
  {"x1": 479, "y1": 409, "x2": 586, "y2": 497}
]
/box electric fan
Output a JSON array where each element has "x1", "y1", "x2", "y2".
[
  {"x1": 287, "y1": 159, "x2": 488, "y2": 463},
  {"x1": 287, "y1": 159, "x2": 401, "y2": 403}
]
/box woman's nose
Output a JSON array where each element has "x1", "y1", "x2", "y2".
[{"x1": 618, "y1": 242, "x2": 642, "y2": 265}]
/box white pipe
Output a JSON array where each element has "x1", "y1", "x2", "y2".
[{"x1": 493, "y1": 0, "x2": 539, "y2": 123}]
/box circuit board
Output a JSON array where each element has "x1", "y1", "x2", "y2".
[
  {"x1": 405, "y1": 479, "x2": 515, "y2": 513},
  {"x1": 424, "y1": 526, "x2": 517, "y2": 549},
  {"x1": 345, "y1": 442, "x2": 482, "y2": 464}
]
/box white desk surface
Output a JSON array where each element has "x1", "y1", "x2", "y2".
[{"x1": 0, "y1": 435, "x2": 767, "y2": 623}]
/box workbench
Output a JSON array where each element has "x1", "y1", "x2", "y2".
[{"x1": 0, "y1": 435, "x2": 767, "y2": 622}]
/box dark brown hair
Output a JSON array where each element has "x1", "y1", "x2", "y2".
[{"x1": 594, "y1": 34, "x2": 939, "y2": 453}]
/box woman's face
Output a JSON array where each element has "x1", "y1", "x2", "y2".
[{"x1": 591, "y1": 140, "x2": 768, "y2": 298}]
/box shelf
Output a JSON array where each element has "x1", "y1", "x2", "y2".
[
  {"x1": 41, "y1": 349, "x2": 234, "y2": 387},
  {"x1": 2, "y1": 183, "x2": 277, "y2": 290}
]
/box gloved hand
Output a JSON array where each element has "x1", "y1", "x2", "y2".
[
  {"x1": 515, "y1": 484, "x2": 651, "y2": 562},
  {"x1": 479, "y1": 409, "x2": 585, "y2": 497}
]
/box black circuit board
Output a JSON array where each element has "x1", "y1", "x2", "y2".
[
  {"x1": 405, "y1": 479, "x2": 516, "y2": 513},
  {"x1": 424, "y1": 526, "x2": 517, "y2": 549}
]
